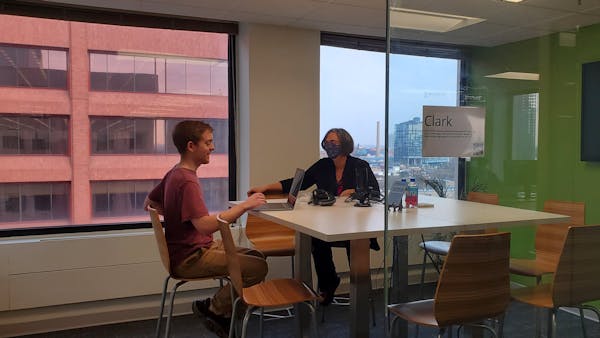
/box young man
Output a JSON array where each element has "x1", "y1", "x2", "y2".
[{"x1": 144, "y1": 120, "x2": 268, "y2": 338}]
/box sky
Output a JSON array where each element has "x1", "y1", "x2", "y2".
[{"x1": 320, "y1": 46, "x2": 459, "y2": 146}]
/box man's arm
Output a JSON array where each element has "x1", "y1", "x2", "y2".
[
  {"x1": 144, "y1": 196, "x2": 164, "y2": 215},
  {"x1": 190, "y1": 193, "x2": 266, "y2": 234}
]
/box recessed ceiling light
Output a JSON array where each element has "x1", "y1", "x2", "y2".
[
  {"x1": 485, "y1": 72, "x2": 540, "y2": 81},
  {"x1": 389, "y1": 7, "x2": 485, "y2": 33},
  {"x1": 502, "y1": 0, "x2": 525, "y2": 3}
]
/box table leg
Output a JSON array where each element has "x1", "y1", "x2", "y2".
[
  {"x1": 390, "y1": 235, "x2": 408, "y2": 338},
  {"x1": 349, "y1": 238, "x2": 371, "y2": 338},
  {"x1": 294, "y1": 232, "x2": 313, "y2": 338}
]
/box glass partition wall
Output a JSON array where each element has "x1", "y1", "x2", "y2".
[{"x1": 384, "y1": 0, "x2": 600, "y2": 335}]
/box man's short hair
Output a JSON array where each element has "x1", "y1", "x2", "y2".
[
  {"x1": 172, "y1": 120, "x2": 213, "y2": 154},
  {"x1": 321, "y1": 128, "x2": 354, "y2": 156}
]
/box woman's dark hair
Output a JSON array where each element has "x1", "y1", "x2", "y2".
[
  {"x1": 321, "y1": 128, "x2": 354, "y2": 155},
  {"x1": 172, "y1": 120, "x2": 213, "y2": 154}
]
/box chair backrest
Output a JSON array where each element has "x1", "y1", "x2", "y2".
[
  {"x1": 467, "y1": 191, "x2": 499, "y2": 205},
  {"x1": 434, "y1": 232, "x2": 511, "y2": 327},
  {"x1": 218, "y1": 219, "x2": 245, "y2": 299},
  {"x1": 148, "y1": 207, "x2": 172, "y2": 275},
  {"x1": 466, "y1": 191, "x2": 499, "y2": 233},
  {"x1": 536, "y1": 200, "x2": 585, "y2": 269},
  {"x1": 552, "y1": 224, "x2": 600, "y2": 306}
]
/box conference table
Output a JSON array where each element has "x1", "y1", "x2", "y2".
[{"x1": 240, "y1": 195, "x2": 570, "y2": 338}]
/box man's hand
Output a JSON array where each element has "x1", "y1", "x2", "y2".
[
  {"x1": 144, "y1": 197, "x2": 164, "y2": 215},
  {"x1": 243, "y1": 192, "x2": 267, "y2": 210}
]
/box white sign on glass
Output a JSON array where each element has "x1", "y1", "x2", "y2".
[{"x1": 422, "y1": 105, "x2": 485, "y2": 157}]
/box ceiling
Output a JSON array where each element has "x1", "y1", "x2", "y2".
[{"x1": 42, "y1": 0, "x2": 600, "y2": 46}]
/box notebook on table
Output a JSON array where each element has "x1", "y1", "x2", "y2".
[{"x1": 253, "y1": 168, "x2": 305, "y2": 211}]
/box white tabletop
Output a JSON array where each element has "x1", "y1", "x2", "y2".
[{"x1": 239, "y1": 195, "x2": 571, "y2": 242}]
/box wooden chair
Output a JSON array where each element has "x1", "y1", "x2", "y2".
[
  {"x1": 245, "y1": 193, "x2": 295, "y2": 272},
  {"x1": 148, "y1": 207, "x2": 226, "y2": 338},
  {"x1": 510, "y1": 200, "x2": 585, "y2": 284},
  {"x1": 218, "y1": 219, "x2": 320, "y2": 338},
  {"x1": 511, "y1": 225, "x2": 600, "y2": 338},
  {"x1": 389, "y1": 232, "x2": 511, "y2": 338},
  {"x1": 418, "y1": 191, "x2": 500, "y2": 298}
]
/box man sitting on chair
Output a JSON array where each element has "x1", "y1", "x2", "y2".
[{"x1": 144, "y1": 120, "x2": 268, "y2": 338}]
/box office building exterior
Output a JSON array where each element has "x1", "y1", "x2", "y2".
[{"x1": 0, "y1": 15, "x2": 229, "y2": 230}]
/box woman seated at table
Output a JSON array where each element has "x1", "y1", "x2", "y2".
[{"x1": 247, "y1": 127, "x2": 380, "y2": 305}]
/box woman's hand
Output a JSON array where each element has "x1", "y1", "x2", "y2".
[{"x1": 247, "y1": 185, "x2": 268, "y2": 196}]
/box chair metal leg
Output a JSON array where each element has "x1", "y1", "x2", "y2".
[
  {"x1": 259, "y1": 307, "x2": 264, "y2": 338},
  {"x1": 300, "y1": 301, "x2": 319, "y2": 338},
  {"x1": 535, "y1": 307, "x2": 542, "y2": 338},
  {"x1": 497, "y1": 313, "x2": 506, "y2": 338},
  {"x1": 155, "y1": 276, "x2": 170, "y2": 338},
  {"x1": 547, "y1": 308, "x2": 556, "y2": 338},
  {"x1": 229, "y1": 297, "x2": 242, "y2": 338},
  {"x1": 419, "y1": 249, "x2": 428, "y2": 299},
  {"x1": 579, "y1": 307, "x2": 588, "y2": 338},
  {"x1": 165, "y1": 280, "x2": 187, "y2": 338},
  {"x1": 240, "y1": 306, "x2": 255, "y2": 338}
]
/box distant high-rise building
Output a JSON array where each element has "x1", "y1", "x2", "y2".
[{"x1": 393, "y1": 117, "x2": 422, "y2": 166}]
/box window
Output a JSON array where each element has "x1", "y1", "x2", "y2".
[
  {"x1": 321, "y1": 36, "x2": 462, "y2": 199},
  {"x1": 0, "y1": 12, "x2": 234, "y2": 234},
  {"x1": 90, "y1": 117, "x2": 228, "y2": 154},
  {"x1": 0, "y1": 44, "x2": 68, "y2": 89},
  {"x1": 90, "y1": 51, "x2": 227, "y2": 96},
  {"x1": 91, "y1": 180, "x2": 160, "y2": 217},
  {"x1": 0, "y1": 114, "x2": 69, "y2": 154},
  {"x1": 0, "y1": 182, "x2": 70, "y2": 222}
]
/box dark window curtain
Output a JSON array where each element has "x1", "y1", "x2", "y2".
[{"x1": 228, "y1": 34, "x2": 237, "y2": 201}]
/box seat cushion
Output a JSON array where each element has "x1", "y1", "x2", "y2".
[
  {"x1": 243, "y1": 278, "x2": 320, "y2": 308},
  {"x1": 419, "y1": 240, "x2": 451, "y2": 256},
  {"x1": 509, "y1": 258, "x2": 554, "y2": 277},
  {"x1": 388, "y1": 299, "x2": 439, "y2": 328}
]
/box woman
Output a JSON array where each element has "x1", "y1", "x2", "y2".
[{"x1": 247, "y1": 128, "x2": 380, "y2": 305}]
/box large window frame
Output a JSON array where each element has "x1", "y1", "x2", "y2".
[
  {"x1": 321, "y1": 32, "x2": 469, "y2": 199},
  {"x1": 0, "y1": 2, "x2": 238, "y2": 237}
]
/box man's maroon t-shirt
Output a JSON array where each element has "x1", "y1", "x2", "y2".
[{"x1": 148, "y1": 167, "x2": 212, "y2": 270}]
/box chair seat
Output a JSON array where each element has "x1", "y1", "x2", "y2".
[
  {"x1": 509, "y1": 258, "x2": 554, "y2": 277},
  {"x1": 511, "y1": 283, "x2": 554, "y2": 309},
  {"x1": 243, "y1": 278, "x2": 320, "y2": 308},
  {"x1": 388, "y1": 299, "x2": 439, "y2": 327},
  {"x1": 419, "y1": 240, "x2": 451, "y2": 256},
  {"x1": 249, "y1": 236, "x2": 295, "y2": 257}
]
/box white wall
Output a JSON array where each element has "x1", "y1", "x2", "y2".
[{"x1": 237, "y1": 23, "x2": 321, "y2": 196}]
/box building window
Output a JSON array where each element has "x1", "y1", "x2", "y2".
[
  {"x1": 90, "y1": 117, "x2": 228, "y2": 154},
  {"x1": 0, "y1": 182, "x2": 70, "y2": 222},
  {"x1": 90, "y1": 51, "x2": 227, "y2": 96},
  {"x1": 91, "y1": 177, "x2": 226, "y2": 217},
  {"x1": 91, "y1": 180, "x2": 160, "y2": 217},
  {"x1": 0, "y1": 114, "x2": 69, "y2": 154},
  {"x1": 0, "y1": 44, "x2": 68, "y2": 89}
]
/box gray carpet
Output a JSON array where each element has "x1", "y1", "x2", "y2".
[{"x1": 19, "y1": 286, "x2": 600, "y2": 338}]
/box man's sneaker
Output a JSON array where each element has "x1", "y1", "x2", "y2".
[{"x1": 192, "y1": 299, "x2": 231, "y2": 338}]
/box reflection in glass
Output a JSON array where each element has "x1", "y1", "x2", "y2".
[
  {"x1": 166, "y1": 59, "x2": 186, "y2": 94},
  {"x1": 187, "y1": 59, "x2": 211, "y2": 95},
  {"x1": 0, "y1": 182, "x2": 70, "y2": 222},
  {"x1": 0, "y1": 115, "x2": 68, "y2": 154},
  {"x1": 211, "y1": 61, "x2": 228, "y2": 96},
  {"x1": 107, "y1": 54, "x2": 134, "y2": 92},
  {"x1": 0, "y1": 44, "x2": 67, "y2": 89},
  {"x1": 91, "y1": 180, "x2": 160, "y2": 217}
]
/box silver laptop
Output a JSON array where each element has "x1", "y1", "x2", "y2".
[{"x1": 254, "y1": 168, "x2": 305, "y2": 211}]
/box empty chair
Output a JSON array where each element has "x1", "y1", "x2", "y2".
[
  {"x1": 418, "y1": 191, "x2": 499, "y2": 297},
  {"x1": 389, "y1": 232, "x2": 511, "y2": 338},
  {"x1": 148, "y1": 207, "x2": 226, "y2": 338},
  {"x1": 218, "y1": 219, "x2": 320, "y2": 338},
  {"x1": 245, "y1": 193, "x2": 296, "y2": 321},
  {"x1": 510, "y1": 200, "x2": 585, "y2": 284},
  {"x1": 511, "y1": 225, "x2": 600, "y2": 338}
]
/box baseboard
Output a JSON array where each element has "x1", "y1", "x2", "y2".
[{"x1": 0, "y1": 288, "x2": 218, "y2": 337}]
